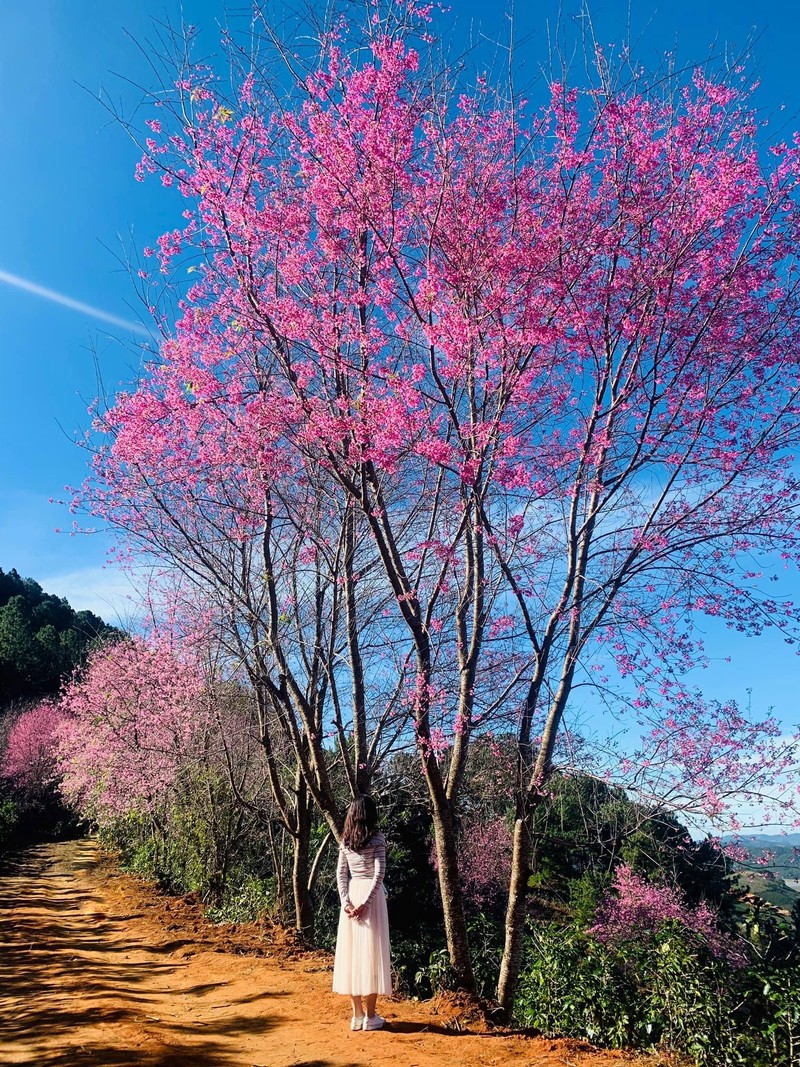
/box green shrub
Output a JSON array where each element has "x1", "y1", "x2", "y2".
[
  {"x1": 468, "y1": 912, "x2": 504, "y2": 999},
  {"x1": 516, "y1": 921, "x2": 638, "y2": 1048},
  {"x1": 745, "y1": 967, "x2": 800, "y2": 1067},
  {"x1": 414, "y1": 944, "x2": 455, "y2": 996},
  {"x1": 0, "y1": 795, "x2": 21, "y2": 854},
  {"x1": 206, "y1": 873, "x2": 278, "y2": 923},
  {"x1": 515, "y1": 918, "x2": 800, "y2": 1067}
]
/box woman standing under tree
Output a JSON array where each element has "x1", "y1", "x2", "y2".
[{"x1": 332, "y1": 795, "x2": 392, "y2": 1031}]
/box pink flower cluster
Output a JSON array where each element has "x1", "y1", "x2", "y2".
[
  {"x1": 621, "y1": 691, "x2": 799, "y2": 829},
  {"x1": 57, "y1": 635, "x2": 210, "y2": 824},
  {"x1": 459, "y1": 815, "x2": 513, "y2": 911},
  {"x1": 590, "y1": 864, "x2": 743, "y2": 965},
  {"x1": 1, "y1": 701, "x2": 69, "y2": 795}
]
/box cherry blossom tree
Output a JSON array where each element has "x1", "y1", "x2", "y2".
[
  {"x1": 82, "y1": 3, "x2": 800, "y2": 1005},
  {"x1": 589, "y1": 863, "x2": 744, "y2": 966},
  {"x1": 487, "y1": 68, "x2": 800, "y2": 1011},
  {"x1": 95, "y1": 12, "x2": 543, "y2": 987},
  {"x1": 1, "y1": 700, "x2": 68, "y2": 797},
  {"x1": 85, "y1": 375, "x2": 414, "y2": 932},
  {"x1": 57, "y1": 634, "x2": 210, "y2": 822}
]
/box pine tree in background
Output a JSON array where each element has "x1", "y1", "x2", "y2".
[{"x1": 0, "y1": 568, "x2": 119, "y2": 707}]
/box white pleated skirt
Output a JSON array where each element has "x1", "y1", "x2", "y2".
[{"x1": 332, "y1": 877, "x2": 392, "y2": 996}]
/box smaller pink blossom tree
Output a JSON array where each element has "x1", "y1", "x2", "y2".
[
  {"x1": 1, "y1": 700, "x2": 69, "y2": 798},
  {"x1": 589, "y1": 863, "x2": 743, "y2": 965},
  {"x1": 57, "y1": 635, "x2": 209, "y2": 826}
]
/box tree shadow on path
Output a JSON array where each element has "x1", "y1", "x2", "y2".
[{"x1": 0, "y1": 840, "x2": 282, "y2": 1066}]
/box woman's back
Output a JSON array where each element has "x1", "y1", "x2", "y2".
[
  {"x1": 333, "y1": 798, "x2": 392, "y2": 1024},
  {"x1": 339, "y1": 831, "x2": 386, "y2": 881}
]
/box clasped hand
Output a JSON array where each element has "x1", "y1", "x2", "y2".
[{"x1": 345, "y1": 902, "x2": 367, "y2": 920}]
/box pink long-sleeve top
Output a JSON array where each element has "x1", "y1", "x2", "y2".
[{"x1": 336, "y1": 831, "x2": 387, "y2": 910}]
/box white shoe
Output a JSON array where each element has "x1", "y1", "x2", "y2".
[
  {"x1": 350, "y1": 1015, "x2": 364, "y2": 1031},
  {"x1": 363, "y1": 1014, "x2": 385, "y2": 1031}
]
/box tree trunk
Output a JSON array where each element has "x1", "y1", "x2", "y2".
[
  {"x1": 291, "y1": 776, "x2": 314, "y2": 939},
  {"x1": 431, "y1": 797, "x2": 474, "y2": 990},
  {"x1": 496, "y1": 814, "x2": 532, "y2": 1017},
  {"x1": 496, "y1": 652, "x2": 578, "y2": 1016},
  {"x1": 308, "y1": 830, "x2": 334, "y2": 896},
  {"x1": 267, "y1": 820, "x2": 290, "y2": 918}
]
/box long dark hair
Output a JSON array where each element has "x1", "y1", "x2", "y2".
[{"x1": 342, "y1": 794, "x2": 378, "y2": 852}]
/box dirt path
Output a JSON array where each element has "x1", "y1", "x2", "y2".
[{"x1": 0, "y1": 839, "x2": 648, "y2": 1067}]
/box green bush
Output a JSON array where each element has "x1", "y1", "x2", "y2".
[
  {"x1": 468, "y1": 912, "x2": 504, "y2": 999},
  {"x1": 0, "y1": 781, "x2": 80, "y2": 860},
  {"x1": 414, "y1": 944, "x2": 455, "y2": 996},
  {"x1": 516, "y1": 921, "x2": 639, "y2": 1048},
  {"x1": 0, "y1": 795, "x2": 21, "y2": 855},
  {"x1": 100, "y1": 800, "x2": 284, "y2": 928},
  {"x1": 744, "y1": 967, "x2": 800, "y2": 1067},
  {"x1": 515, "y1": 919, "x2": 800, "y2": 1067},
  {"x1": 206, "y1": 873, "x2": 278, "y2": 923}
]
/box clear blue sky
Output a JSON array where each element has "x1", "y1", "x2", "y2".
[{"x1": 1, "y1": 0, "x2": 799, "y2": 729}]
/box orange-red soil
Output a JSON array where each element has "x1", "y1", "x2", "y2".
[{"x1": 0, "y1": 839, "x2": 682, "y2": 1066}]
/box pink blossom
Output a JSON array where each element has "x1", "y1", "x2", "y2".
[
  {"x1": 590, "y1": 864, "x2": 744, "y2": 965},
  {"x1": 57, "y1": 635, "x2": 210, "y2": 823},
  {"x1": 2, "y1": 701, "x2": 69, "y2": 794},
  {"x1": 459, "y1": 815, "x2": 512, "y2": 911}
]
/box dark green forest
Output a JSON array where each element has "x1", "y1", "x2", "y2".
[{"x1": 0, "y1": 568, "x2": 118, "y2": 706}]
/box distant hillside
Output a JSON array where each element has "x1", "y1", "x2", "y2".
[
  {"x1": 0, "y1": 568, "x2": 120, "y2": 706},
  {"x1": 741, "y1": 833, "x2": 800, "y2": 848},
  {"x1": 723, "y1": 833, "x2": 800, "y2": 911},
  {"x1": 736, "y1": 868, "x2": 800, "y2": 911},
  {"x1": 725, "y1": 834, "x2": 800, "y2": 876}
]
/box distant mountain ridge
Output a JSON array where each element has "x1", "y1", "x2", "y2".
[
  {"x1": 729, "y1": 833, "x2": 800, "y2": 847},
  {"x1": 723, "y1": 834, "x2": 800, "y2": 910}
]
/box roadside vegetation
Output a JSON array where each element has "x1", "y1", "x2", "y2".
[{"x1": 1, "y1": 607, "x2": 798, "y2": 1064}]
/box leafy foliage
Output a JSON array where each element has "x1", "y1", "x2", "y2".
[
  {"x1": 516, "y1": 920, "x2": 799, "y2": 1066},
  {"x1": 0, "y1": 794, "x2": 21, "y2": 854}
]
